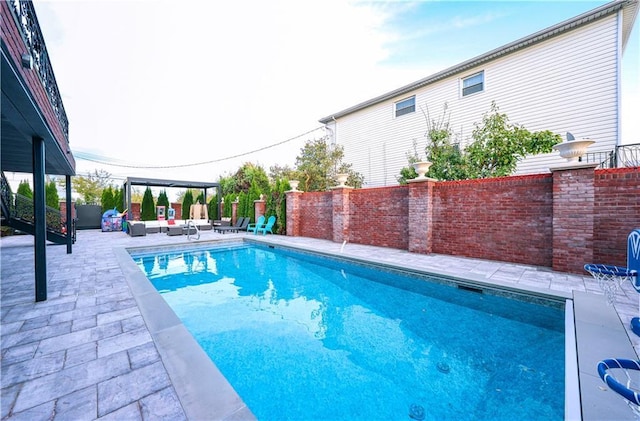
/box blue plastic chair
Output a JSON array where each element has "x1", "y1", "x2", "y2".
[
  {"x1": 246, "y1": 215, "x2": 265, "y2": 234},
  {"x1": 256, "y1": 216, "x2": 276, "y2": 235}
]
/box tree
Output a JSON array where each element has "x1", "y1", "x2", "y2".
[
  {"x1": 101, "y1": 186, "x2": 115, "y2": 212},
  {"x1": 194, "y1": 191, "x2": 205, "y2": 205},
  {"x1": 141, "y1": 187, "x2": 156, "y2": 221},
  {"x1": 182, "y1": 189, "x2": 194, "y2": 219},
  {"x1": 218, "y1": 174, "x2": 238, "y2": 196},
  {"x1": 157, "y1": 189, "x2": 170, "y2": 210},
  {"x1": 399, "y1": 102, "x2": 562, "y2": 182},
  {"x1": 16, "y1": 180, "x2": 34, "y2": 221},
  {"x1": 207, "y1": 194, "x2": 219, "y2": 221},
  {"x1": 45, "y1": 180, "x2": 60, "y2": 209},
  {"x1": 269, "y1": 164, "x2": 295, "y2": 183},
  {"x1": 465, "y1": 102, "x2": 561, "y2": 178},
  {"x1": 231, "y1": 163, "x2": 270, "y2": 194},
  {"x1": 17, "y1": 180, "x2": 33, "y2": 198},
  {"x1": 114, "y1": 186, "x2": 124, "y2": 212},
  {"x1": 69, "y1": 170, "x2": 112, "y2": 204},
  {"x1": 266, "y1": 178, "x2": 288, "y2": 234},
  {"x1": 294, "y1": 138, "x2": 364, "y2": 191}
]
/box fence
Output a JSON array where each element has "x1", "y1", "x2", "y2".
[{"x1": 286, "y1": 165, "x2": 640, "y2": 274}]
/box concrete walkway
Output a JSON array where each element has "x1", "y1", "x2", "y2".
[{"x1": 1, "y1": 229, "x2": 638, "y2": 420}]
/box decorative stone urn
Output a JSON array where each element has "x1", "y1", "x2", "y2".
[
  {"x1": 289, "y1": 180, "x2": 299, "y2": 191},
  {"x1": 336, "y1": 173, "x2": 349, "y2": 187},
  {"x1": 412, "y1": 161, "x2": 432, "y2": 179},
  {"x1": 552, "y1": 139, "x2": 595, "y2": 162}
]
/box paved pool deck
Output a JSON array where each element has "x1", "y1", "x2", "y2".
[{"x1": 1, "y1": 229, "x2": 639, "y2": 420}]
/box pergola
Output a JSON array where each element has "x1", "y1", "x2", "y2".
[{"x1": 123, "y1": 177, "x2": 221, "y2": 219}]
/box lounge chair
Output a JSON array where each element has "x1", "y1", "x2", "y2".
[
  {"x1": 256, "y1": 215, "x2": 276, "y2": 235},
  {"x1": 215, "y1": 217, "x2": 248, "y2": 234},
  {"x1": 128, "y1": 221, "x2": 146, "y2": 237},
  {"x1": 237, "y1": 217, "x2": 250, "y2": 231},
  {"x1": 246, "y1": 215, "x2": 265, "y2": 234}
]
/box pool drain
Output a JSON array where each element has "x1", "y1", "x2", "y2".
[
  {"x1": 409, "y1": 403, "x2": 425, "y2": 420},
  {"x1": 437, "y1": 362, "x2": 450, "y2": 374}
]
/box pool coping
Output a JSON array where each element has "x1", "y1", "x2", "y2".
[{"x1": 115, "y1": 237, "x2": 637, "y2": 420}]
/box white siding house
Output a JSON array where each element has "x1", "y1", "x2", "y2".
[{"x1": 319, "y1": 0, "x2": 639, "y2": 187}]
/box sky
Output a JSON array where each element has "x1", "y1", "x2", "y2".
[{"x1": 14, "y1": 0, "x2": 639, "y2": 195}]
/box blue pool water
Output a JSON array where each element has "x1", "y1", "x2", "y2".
[{"x1": 131, "y1": 244, "x2": 565, "y2": 420}]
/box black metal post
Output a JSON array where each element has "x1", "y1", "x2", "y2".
[
  {"x1": 32, "y1": 136, "x2": 47, "y2": 302},
  {"x1": 66, "y1": 174, "x2": 72, "y2": 253}
]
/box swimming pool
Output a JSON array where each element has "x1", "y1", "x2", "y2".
[{"x1": 131, "y1": 243, "x2": 565, "y2": 420}]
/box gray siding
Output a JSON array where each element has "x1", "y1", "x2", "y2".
[{"x1": 333, "y1": 14, "x2": 620, "y2": 186}]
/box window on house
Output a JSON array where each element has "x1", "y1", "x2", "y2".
[
  {"x1": 462, "y1": 71, "x2": 484, "y2": 97},
  {"x1": 395, "y1": 96, "x2": 415, "y2": 117}
]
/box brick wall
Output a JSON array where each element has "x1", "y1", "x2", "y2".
[
  {"x1": 593, "y1": 168, "x2": 640, "y2": 267},
  {"x1": 433, "y1": 174, "x2": 553, "y2": 267},
  {"x1": 349, "y1": 186, "x2": 409, "y2": 249},
  {"x1": 287, "y1": 166, "x2": 639, "y2": 274},
  {"x1": 297, "y1": 192, "x2": 333, "y2": 241}
]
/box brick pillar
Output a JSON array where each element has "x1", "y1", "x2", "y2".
[
  {"x1": 231, "y1": 200, "x2": 238, "y2": 225},
  {"x1": 254, "y1": 198, "x2": 266, "y2": 221},
  {"x1": 131, "y1": 203, "x2": 141, "y2": 221},
  {"x1": 286, "y1": 191, "x2": 302, "y2": 236},
  {"x1": 408, "y1": 178, "x2": 435, "y2": 254},
  {"x1": 331, "y1": 187, "x2": 352, "y2": 243},
  {"x1": 171, "y1": 203, "x2": 181, "y2": 221},
  {"x1": 551, "y1": 164, "x2": 598, "y2": 273},
  {"x1": 59, "y1": 201, "x2": 76, "y2": 224}
]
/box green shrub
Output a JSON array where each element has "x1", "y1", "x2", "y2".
[{"x1": 141, "y1": 187, "x2": 156, "y2": 221}]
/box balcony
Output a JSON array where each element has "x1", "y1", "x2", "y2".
[{"x1": 1, "y1": 0, "x2": 75, "y2": 175}]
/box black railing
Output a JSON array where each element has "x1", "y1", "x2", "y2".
[
  {"x1": 581, "y1": 143, "x2": 640, "y2": 169},
  {"x1": 616, "y1": 143, "x2": 640, "y2": 168},
  {"x1": 6, "y1": 0, "x2": 69, "y2": 140},
  {"x1": 1, "y1": 172, "x2": 68, "y2": 237},
  {"x1": 581, "y1": 150, "x2": 615, "y2": 168}
]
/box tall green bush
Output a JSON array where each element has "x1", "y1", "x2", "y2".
[
  {"x1": 141, "y1": 187, "x2": 156, "y2": 221},
  {"x1": 17, "y1": 180, "x2": 32, "y2": 198},
  {"x1": 207, "y1": 195, "x2": 219, "y2": 221},
  {"x1": 101, "y1": 186, "x2": 115, "y2": 213},
  {"x1": 266, "y1": 179, "x2": 288, "y2": 234},
  {"x1": 182, "y1": 190, "x2": 194, "y2": 219},
  {"x1": 157, "y1": 189, "x2": 170, "y2": 209},
  {"x1": 46, "y1": 181, "x2": 60, "y2": 210},
  {"x1": 223, "y1": 193, "x2": 234, "y2": 217},
  {"x1": 238, "y1": 192, "x2": 249, "y2": 219},
  {"x1": 114, "y1": 186, "x2": 124, "y2": 212}
]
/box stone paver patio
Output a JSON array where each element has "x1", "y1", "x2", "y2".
[{"x1": 2, "y1": 228, "x2": 639, "y2": 420}]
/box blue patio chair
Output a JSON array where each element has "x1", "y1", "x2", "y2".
[
  {"x1": 247, "y1": 215, "x2": 265, "y2": 234},
  {"x1": 256, "y1": 215, "x2": 276, "y2": 235}
]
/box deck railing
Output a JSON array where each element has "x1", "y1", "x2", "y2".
[
  {"x1": 6, "y1": 0, "x2": 69, "y2": 140},
  {"x1": 582, "y1": 143, "x2": 640, "y2": 169},
  {"x1": 0, "y1": 172, "x2": 67, "y2": 236}
]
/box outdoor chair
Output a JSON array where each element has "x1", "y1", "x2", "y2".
[
  {"x1": 128, "y1": 221, "x2": 146, "y2": 237},
  {"x1": 256, "y1": 215, "x2": 276, "y2": 235},
  {"x1": 237, "y1": 217, "x2": 250, "y2": 231},
  {"x1": 215, "y1": 217, "x2": 247, "y2": 234},
  {"x1": 246, "y1": 215, "x2": 265, "y2": 234}
]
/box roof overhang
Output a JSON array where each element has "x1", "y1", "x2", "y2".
[{"x1": 319, "y1": 0, "x2": 638, "y2": 124}]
